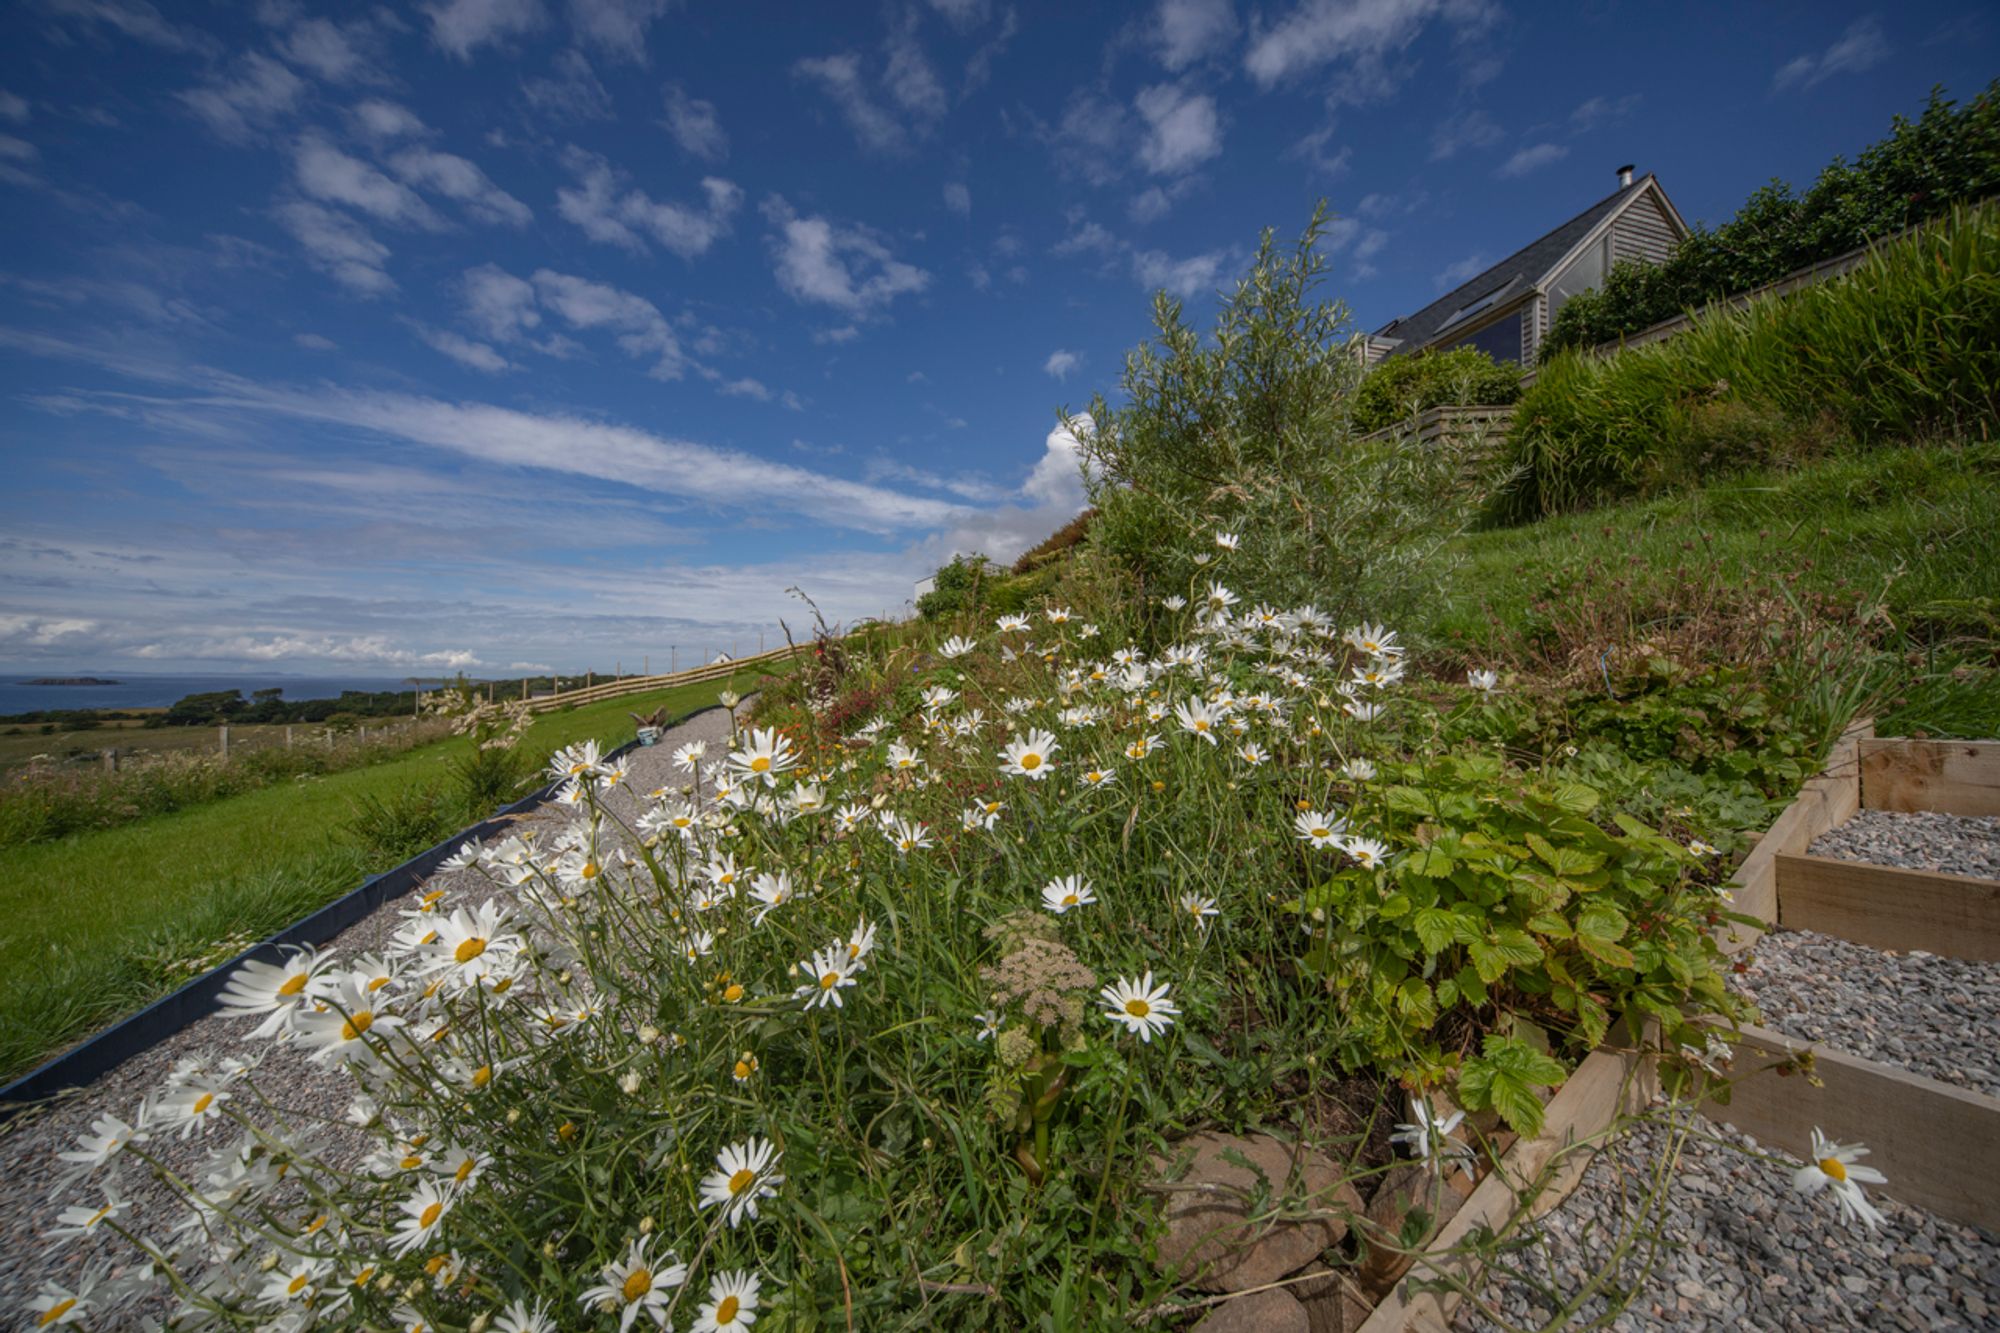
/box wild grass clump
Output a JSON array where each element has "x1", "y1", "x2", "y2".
[{"x1": 1502, "y1": 203, "x2": 2000, "y2": 518}]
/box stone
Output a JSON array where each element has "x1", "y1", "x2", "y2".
[
  {"x1": 1151, "y1": 1132, "x2": 1362, "y2": 1293},
  {"x1": 1189, "y1": 1288, "x2": 1311, "y2": 1333},
  {"x1": 1288, "y1": 1262, "x2": 1376, "y2": 1333},
  {"x1": 1353, "y1": 1160, "x2": 1470, "y2": 1300}
]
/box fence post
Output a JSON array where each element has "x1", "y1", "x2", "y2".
[
  {"x1": 219, "y1": 725, "x2": 230, "y2": 758},
  {"x1": 102, "y1": 748, "x2": 117, "y2": 773},
  {"x1": 285, "y1": 725, "x2": 294, "y2": 747},
  {"x1": 672, "y1": 647, "x2": 678, "y2": 673}
]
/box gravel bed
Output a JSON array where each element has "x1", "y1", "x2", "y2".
[
  {"x1": 1733, "y1": 928, "x2": 2000, "y2": 1099},
  {"x1": 1807, "y1": 809, "x2": 2000, "y2": 880},
  {"x1": 1456, "y1": 1114, "x2": 2000, "y2": 1331},
  {"x1": 0, "y1": 702, "x2": 746, "y2": 1326}
]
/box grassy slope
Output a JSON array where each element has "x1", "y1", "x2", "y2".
[
  {"x1": 0, "y1": 669, "x2": 770, "y2": 1081},
  {"x1": 1416, "y1": 442, "x2": 2000, "y2": 735}
]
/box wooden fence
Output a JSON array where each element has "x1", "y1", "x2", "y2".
[{"x1": 519, "y1": 644, "x2": 803, "y2": 714}]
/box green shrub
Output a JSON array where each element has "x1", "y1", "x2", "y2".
[
  {"x1": 340, "y1": 783, "x2": 454, "y2": 865},
  {"x1": 1080, "y1": 203, "x2": 1476, "y2": 627},
  {"x1": 1502, "y1": 203, "x2": 2000, "y2": 517},
  {"x1": 915, "y1": 553, "x2": 994, "y2": 620},
  {"x1": 1350, "y1": 345, "x2": 1523, "y2": 434},
  {"x1": 1544, "y1": 82, "x2": 2000, "y2": 358}
]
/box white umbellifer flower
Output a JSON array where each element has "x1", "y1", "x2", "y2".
[
  {"x1": 1343, "y1": 835, "x2": 1392, "y2": 869},
  {"x1": 1345, "y1": 622, "x2": 1402, "y2": 659},
  {"x1": 996, "y1": 614, "x2": 1029, "y2": 632},
  {"x1": 672, "y1": 740, "x2": 707, "y2": 773},
  {"x1": 1214, "y1": 530, "x2": 1240, "y2": 550},
  {"x1": 217, "y1": 946, "x2": 334, "y2": 1037},
  {"x1": 974, "y1": 1009, "x2": 1003, "y2": 1041},
  {"x1": 700, "y1": 1137, "x2": 784, "y2": 1229},
  {"x1": 1467, "y1": 668, "x2": 1499, "y2": 692},
  {"x1": 494, "y1": 1297, "x2": 558, "y2": 1333},
  {"x1": 938, "y1": 636, "x2": 977, "y2": 659},
  {"x1": 1100, "y1": 972, "x2": 1178, "y2": 1042},
  {"x1": 1294, "y1": 810, "x2": 1348, "y2": 850},
  {"x1": 1041, "y1": 875, "x2": 1097, "y2": 915},
  {"x1": 578, "y1": 1236, "x2": 687, "y2": 1333},
  {"x1": 1174, "y1": 697, "x2": 1221, "y2": 744},
  {"x1": 999, "y1": 728, "x2": 1060, "y2": 779},
  {"x1": 1792, "y1": 1128, "x2": 1888, "y2": 1231},
  {"x1": 729, "y1": 727, "x2": 799, "y2": 787},
  {"x1": 1391, "y1": 1096, "x2": 1475, "y2": 1182},
  {"x1": 1178, "y1": 893, "x2": 1219, "y2": 931},
  {"x1": 796, "y1": 945, "x2": 857, "y2": 1010},
  {"x1": 390, "y1": 1180, "x2": 456, "y2": 1256},
  {"x1": 692, "y1": 1268, "x2": 762, "y2": 1332}
]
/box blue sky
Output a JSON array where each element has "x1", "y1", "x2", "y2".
[{"x1": 0, "y1": 0, "x2": 1992, "y2": 675}]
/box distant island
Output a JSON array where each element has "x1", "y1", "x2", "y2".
[{"x1": 21, "y1": 677, "x2": 122, "y2": 686}]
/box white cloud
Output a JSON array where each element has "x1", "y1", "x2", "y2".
[
  {"x1": 278, "y1": 17, "x2": 379, "y2": 84},
  {"x1": 555, "y1": 148, "x2": 742, "y2": 257},
  {"x1": 406, "y1": 320, "x2": 514, "y2": 372},
  {"x1": 1429, "y1": 107, "x2": 1503, "y2": 160},
  {"x1": 293, "y1": 332, "x2": 337, "y2": 351},
  {"x1": 427, "y1": 0, "x2": 547, "y2": 58},
  {"x1": 1433, "y1": 251, "x2": 1489, "y2": 291},
  {"x1": 569, "y1": 0, "x2": 674, "y2": 62},
  {"x1": 461, "y1": 263, "x2": 541, "y2": 341},
  {"x1": 0, "y1": 614, "x2": 99, "y2": 647},
  {"x1": 926, "y1": 0, "x2": 989, "y2": 28},
  {"x1": 794, "y1": 52, "x2": 909, "y2": 154},
  {"x1": 1134, "y1": 82, "x2": 1223, "y2": 174},
  {"x1": 1244, "y1": 0, "x2": 1496, "y2": 95},
  {"x1": 1287, "y1": 125, "x2": 1351, "y2": 177},
  {"x1": 273, "y1": 200, "x2": 396, "y2": 295},
  {"x1": 1052, "y1": 215, "x2": 1120, "y2": 256},
  {"x1": 509, "y1": 660, "x2": 554, "y2": 671},
  {"x1": 1155, "y1": 0, "x2": 1238, "y2": 70},
  {"x1": 135, "y1": 633, "x2": 484, "y2": 668},
  {"x1": 178, "y1": 53, "x2": 307, "y2": 144},
  {"x1": 763, "y1": 197, "x2": 931, "y2": 315},
  {"x1": 1129, "y1": 187, "x2": 1173, "y2": 224},
  {"x1": 531, "y1": 268, "x2": 686, "y2": 378},
  {"x1": 814, "y1": 324, "x2": 862, "y2": 344},
  {"x1": 943, "y1": 181, "x2": 971, "y2": 216},
  {"x1": 718, "y1": 376, "x2": 772, "y2": 400},
  {"x1": 0, "y1": 91, "x2": 27, "y2": 124},
  {"x1": 1020, "y1": 416, "x2": 1094, "y2": 510},
  {"x1": 350, "y1": 98, "x2": 427, "y2": 141},
  {"x1": 388, "y1": 147, "x2": 532, "y2": 226},
  {"x1": 883, "y1": 13, "x2": 947, "y2": 119},
  {"x1": 294, "y1": 133, "x2": 446, "y2": 229},
  {"x1": 522, "y1": 48, "x2": 614, "y2": 120},
  {"x1": 1041, "y1": 91, "x2": 1134, "y2": 185},
  {"x1": 1569, "y1": 93, "x2": 1640, "y2": 131},
  {"x1": 1043, "y1": 349, "x2": 1080, "y2": 379},
  {"x1": 1132, "y1": 246, "x2": 1231, "y2": 297},
  {"x1": 1774, "y1": 17, "x2": 1889, "y2": 92},
  {"x1": 1496, "y1": 141, "x2": 1567, "y2": 178},
  {"x1": 37, "y1": 0, "x2": 210, "y2": 53},
  {"x1": 662, "y1": 84, "x2": 727, "y2": 160}
]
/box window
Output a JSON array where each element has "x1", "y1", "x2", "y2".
[{"x1": 1444, "y1": 308, "x2": 1523, "y2": 364}]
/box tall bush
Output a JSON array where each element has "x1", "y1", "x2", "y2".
[
  {"x1": 1350, "y1": 345, "x2": 1523, "y2": 434},
  {"x1": 1502, "y1": 204, "x2": 2000, "y2": 517},
  {"x1": 1079, "y1": 203, "x2": 1476, "y2": 626},
  {"x1": 1543, "y1": 82, "x2": 2000, "y2": 359}
]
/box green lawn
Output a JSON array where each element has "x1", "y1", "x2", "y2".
[{"x1": 0, "y1": 670, "x2": 772, "y2": 1082}]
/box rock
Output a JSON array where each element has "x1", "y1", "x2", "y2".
[
  {"x1": 1353, "y1": 1160, "x2": 1469, "y2": 1299},
  {"x1": 1288, "y1": 1263, "x2": 1375, "y2": 1333},
  {"x1": 1189, "y1": 1288, "x2": 1310, "y2": 1333},
  {"x1": 1151, "y1": 1132, "x2": 1362, "y2": 1293}
]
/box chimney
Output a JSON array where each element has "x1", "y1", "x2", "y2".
[{"x1": 1616, "y1": 164, "x2": 1635, "y2": 188}]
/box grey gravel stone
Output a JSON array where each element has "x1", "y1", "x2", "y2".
[
  {"x1": 1807, "y1": 809, "x2": 2000, "y2": 880},
  {"x1": 0, "y1": 703, "x2": 746, "y2": 1327},
  {"x1": 1453, "y1": 1116, "x2": 2000, "y2": 1332}
]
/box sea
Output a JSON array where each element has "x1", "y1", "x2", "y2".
[{"x1": 0, "y1": 673, "x2": 449, "y2": 716}]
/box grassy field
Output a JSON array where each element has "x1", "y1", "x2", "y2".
[
  {"x1": 0, "y1": 716, "x2": 444, "y2": 774},
  {"x1": 0, "y1": 669, "x2": 772, "y2": 1083},
  {"x1": 1416, "y1": 441, "x2": 2000, "y2": 737}
]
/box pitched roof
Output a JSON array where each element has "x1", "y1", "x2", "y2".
[{"x1": 1374, "y1": 174, "x2": 1658, "y2": 352}]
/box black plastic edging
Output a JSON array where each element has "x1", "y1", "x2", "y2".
[{"x1": 0, "y1": 703, "x2": 731, "y2": 1114}]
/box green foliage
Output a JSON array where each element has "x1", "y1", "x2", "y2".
[
  {"x1": 915, "y1": 553, "x2": 994, "y2": 620},
  {"x1": 340, "y1": 783, "x2": 454, "y2": 864},
  {"x1": 1544, "y1": 82, "x2": 2000, "y2": 358},
  {"x1": 1081, "y1": 202, "x2": 1477, "y2": 628},
  {"x1": 1350, "y1": 346, "x2": 1523, "y2": 434},
  {"x1": 1502, "y1": 203, "x2": 2000, "y2": 517}
]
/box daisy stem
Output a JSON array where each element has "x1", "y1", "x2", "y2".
[{"x1": 1085, "y1": 1056, "x2": 1140, "y2": 1256}]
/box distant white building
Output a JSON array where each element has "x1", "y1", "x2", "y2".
[
  {"x1": 711, "y1": 652, "x2": 733, "y2": 664},
  {"x1": 913, "y1": 576, "x2": 936, "y2": 602}
]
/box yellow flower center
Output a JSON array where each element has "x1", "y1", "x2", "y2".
[
  {"x1": 716, "y1": 1295, "x2": 741, "y2": 1323},
  {"x1": 491, "y1": 976, "x2": 513, "y2": 994},
  {"x1": 454, "y1": 937, "x2": 486, "y2": 964},
  {"x1": 455, "y1": 1158, "x2": 475, "y2": 1183},
  {"x1": 471, "y1": 1065, "x2": 492, "y2": 1088},
  {"x1": 729, "y1": 1167, "x2": 756, "y2": 1194},
  {"x1": 750, "y1": 756, "x2": 771, "y2": 773},
  {"x1": 622, "y1": 1268, "x2": 653, "y2": 1303},
  {"x1": 339, "y1": 1012, "x2": 374, "y2": 1041},
  {"x1": 401, "y1": 1154, "x2": 424, "y2": 1170},
  {"x1": 354, "y1": 1266, "x2": 376, "y2": 1286},
  {"x1": 1062, "y1": 894, "x2": 1079, "y2": 906},
  {"x1": 419, "y1": 1201, "x2": 443, "y2": 1229},
  {"x1": 1819, "y1": 1156, "x2": 1848, "y2": 1182},
  {"x1": 723, "y1": 984, "x2": 744, "y2": 1002},
  {"x1": 1311, "y1": 827, "x2": 1329, "y2": 839},
  {"x1": 367, "y1": 975, "x2": 391, "y2": 992},
  {"x1": 304, "y1": 1214, "x2": 328, "y2": 1234},
  {"x1": 820, "y1": 971, "x2": 841, "y2": 989},
  {"x1": 1125, "y1": 998, "x2": 1151, "y2": 1018},
  {"x1": 37, "y1": 1299, "x2": 76, "y2": 1327},
  {"x1": 421, "y1": 889, "x2": 446, "y2": 908},
  {"x1": 278, "y1": 973, "x2": 309, "y2": 998},
  {"x1": 733, "y1": 1060, "x2": 753, "y2": 1080},
  {"x1": 288, "y1": 1273, "x2": 310, "y2": 1296},
  {"x1": 581, "y1": 861, "x2": 600, "y2": 879},
  {"x1": 192, "y1": 1092, "x2": 213, "y2": 1115},
  {"x1": 1020, "y1": 752, "x2": 1041, "y2": 770}
]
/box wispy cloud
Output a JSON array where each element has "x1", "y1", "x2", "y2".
[
  {"x1": 1043, "y1": 349, "x2": 1080, "y2": 379},
  {"x1": 569, "y1": 0, "x2": 676, "y2": 63},
  {"x1": 1134, "y1": 82, "x2": 1223, "y2": 174},
  {"x1": 555, "y1": 147, "x2": 742, "y2": 257},
  {"x1": 1244, "y1": 0, "x2": 1497, "y2": 98},
  {"x1": 762, "y1": 196, "x2": 931, "y2": 315},
  {"x1": 1154, "y1": 0, "x2": 1239, "y2": 71},
  {"x1": 1496, "y1": 142, "x2": 1566, "y2": 178},
  {"x1": 1774, "y1": 16, "x2": 1889, "y2": 92},
  {"x1": 178, "y1": 53, "x2": 307, "y2": 144},
  {"x1": 273, "y1": 200, "x2": 396, "y2": 295},
  {"x1": 662, "y1": 83, "x2": 728, "y2": 160},
  {"x1": 1429, "y1": 107, "x2": 1502, "y2": 161},
  {"x1": 426, "y1": 0, "x2": 547, "y2": 60}
]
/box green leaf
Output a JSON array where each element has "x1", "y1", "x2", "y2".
[
  {"x1": 1489, "y1": 926, "x2": 1544, "y2": 968},
  {"x1": 1378, "y1": 892, "x2": 1412, "y2": 920},
  {"x1": 1456, "y1": 1035, "x2": 1569, "y2": 1137},
  {"x1": 1575, "y1": 931, "x2": 1636, "y2": 969},
  {"x1": 1525, "y1": 912, "x2": 1573, "y2": 939},
  {"x1": 1548, "y1": 782, "x2": 1600, "y2": 815},
  {"x1": 1407, "y1": 846, "x2": 1456, "y2": 878},
  {"x1": 1412, "y1": 906, "x2": 1459, "y2": 954},
  {"x1": 1385, "y1": 785, "x2": 1435, "y2": 816},
  {"x1": 1577, "y1": 902, "x2": 1629, "y2": 942},
  {"x1": 1529, "y1": 835, "x2": 1607, "y2": 878}
]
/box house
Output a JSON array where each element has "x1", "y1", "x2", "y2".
[{"x1": 1357, "y1": 166, "x2": 1689, "y2": 366}]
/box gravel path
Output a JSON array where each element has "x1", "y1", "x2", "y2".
[
  {"x1": 0, "y1": 703, "x2": 744, "y2": 1326},
  {"x1": 1733, "y1": 929, "x2": 2000, "y2": 1098},
  {"x1": 1807, "y1": 809, "x2": 2000, "y2": 880},
  {"x1": 1456, "y1": 1114, "x2": 2000, "y2": 1331}
]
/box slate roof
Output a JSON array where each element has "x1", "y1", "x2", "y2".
[{"x1": 1373, "y1": 174, "x2": 1657, "y2": 352}]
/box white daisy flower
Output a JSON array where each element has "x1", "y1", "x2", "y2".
[
  {"x1": 699, "y1": 1137, "x2": 784, "y2": 1229},
  {"x1": 999, "y1": 728, "x2": 1060, "y2": 779},
  {"x1": 795, "y1": 945, "x2": 857, "y2": 1010},
  {"x1": 1467, "y1": 668, "x2": 1499, "y2": 692},
  {"x1": 1294, "y1": 810, "x2": 1348, "y2": 850},
  {"x1": 937, "y1": 636, "x2": 977, "y2": 659},
  {"x1": 1791, "y1": 1128, "x2": 1888, "y2": 1231},
  {"x1": 1100, "y1": 972, "x2": 1178, "y2": 1042},
  {"x1": 577, "y1": 1236, "x2": 687, "y2": 1333},
  {"x1": 1041, "y1": 875, "x2": 1097, "y2": 914},
  {"x1": 1391, "y1": 1096, "x2": 1475, "y2": 1182}
]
